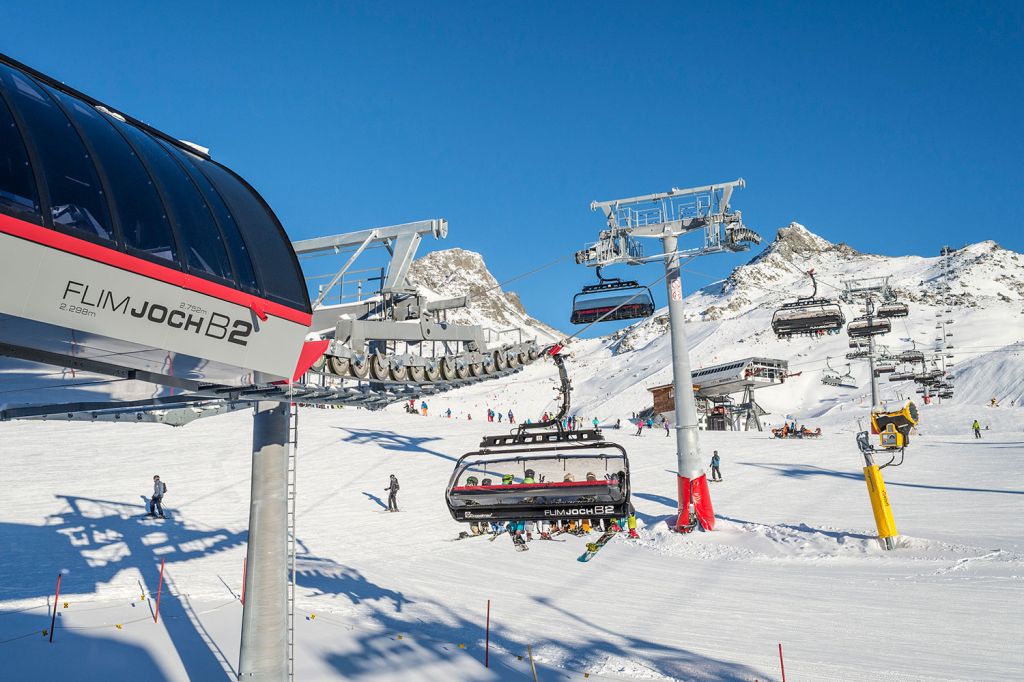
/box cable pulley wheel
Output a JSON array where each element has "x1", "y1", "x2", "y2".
[
  {"x1": 455, "y1": 361, "x2": 471, "y2": 380},
  {"x1": 349, "y1": 356, "x2": 370, "y2": 379},
  {"x1": 369, "y1": 353, "x2": 390, "y2": 381},
  {"x1": 390, "y1": 363, "x2": 409, "y2": 382},
  {"x1": 327, "y1": 355, "x2": 350, "y2": 376},
  {"x1": 440, "y1": 357, "x2": 457, "y2": 381},
  {"x1": 493, "y1": 350, "x2": 508, "y2": 371},
  {"x1": 425, "y1": 362, "x2": 441, "y2": 382}
]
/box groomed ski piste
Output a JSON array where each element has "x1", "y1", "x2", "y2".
[{"x1": 1, "y1": 347, "x2": 1022, "y2": 681}]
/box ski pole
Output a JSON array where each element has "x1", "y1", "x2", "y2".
[
  {"x1": 153, "y1": 558, "x2": 165, "y2": 623},
  {"x1": 49, "y1": 573, "x2": 61, "y2": 643},
  {"x1": 485, "y1": 599, "x2": 490, "y2": 668}
]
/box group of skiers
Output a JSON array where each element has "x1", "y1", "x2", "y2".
[
  {"x1": 771, "y1": 422, "x2": 822, "y2": 439},
  {"x1": 634, "y1": 415, "x2": 671, "y2": 436},
  {"x1": 486, "y1": 408, "x2": 514, "y2": 423},
  {"x1": 539, "y1": 413, "x2": 607, "y2": 430},
  {"x1": 405, "y1": 400, "x2": 429, "y2": 416}
]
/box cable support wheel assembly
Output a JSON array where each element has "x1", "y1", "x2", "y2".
[
  {"x1": 455, "y1": 362, "x2": 471, "y2": 380},
  {"x1": 493, "y1": 350, "x2": 507, "y2": 371},
  {"x1": 440, "y1": 357, "x2": 457, "y2": 381},
  {"x1": 408, "y1": 365, "x2": 426, "y2": 382},
  {"x1": 349, "y1": 356, "x2": 370, "y2": 379}
]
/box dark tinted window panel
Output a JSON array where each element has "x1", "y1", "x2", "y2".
[
  {"x1": 0, "y1": 63, "x2": 113, "y2": 241},
  {"x1": 194, "y1": 158, "x2": 308, "y2": 310},
  {"x1": 0, "y1": 94, "x2": 40, "y2": 222},
  {"x1": 112, "y1": 120, "x2": 233, "y2": 281},
  {"x1": 48, "y1": 88, "x2": 178, "y2": 263},
  {"x1": 162, "y1": 142, "x2": 259, "y2": 292}
]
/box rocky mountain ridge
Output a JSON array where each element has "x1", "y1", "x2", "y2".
[{"x1": 407, "y1": 248, "x2": 562, "y2": 345}]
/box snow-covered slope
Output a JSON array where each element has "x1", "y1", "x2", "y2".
[
  {"x1": 2, "y1": 407, "x2": 1021, "y2": 681},
  {"x1": 407, "y1": 248, "x2": 562, "y2": 345}
]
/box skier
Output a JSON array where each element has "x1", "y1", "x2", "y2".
[
  {"x1": 420, "y1": 401, "x2": 428, "y2": 417},
  {"x1": 615, "y1": 418, "x2": 621, "y2": 430},
  {"x1": 385, "y1": 474, "x2": 400, "y2": 512},
  {"x1": 635, "y1": 420, "x2": 643, "y2": 436},
  {"x1": 663, "y1": 419, "x2": 670, "y2": 437},
  {"x1": 523, "y1": 469, "x2": 536, "y2": 484},
  {"x1": 508, "y1": 410, "x2": 515, "y2": 424},
  {"x1": 990, "y1": 397, "x2": 998, "y2": 407},
  {"x1": 147, "y1": 475, "x2": 167, "y2": 518},
  {"x1": 446, "y1": 408, "x2": 452, "y2": 419},
  {"x1": 592, "y1": 417, "x2": 599, "y2": 429},
  {"x1": 710, "y1": 450, "x2": 722, "y2": 481},
  {"x1": 972, "y1": 419, "x2": 982, "y2": 439},
  {"x1": 645, "y1": 417, "x2": 654, "y2": 431},
  {"x1": 501, "y1": 473, "x2": 514, "y2": 485},
  {"x1": 497, "y1": 411, "x2": 503, "y2": 423}
]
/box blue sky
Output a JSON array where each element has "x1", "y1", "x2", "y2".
[{"x1": 6, "y1": 2, "x2": 1022, "y2": 334}]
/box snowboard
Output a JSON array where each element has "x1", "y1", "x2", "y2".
[
  {"x1": 577, "y1": 530, "x2": 617, "y2": 562},
  {"x1": 511, "y1": 533, "x2": 529, "y2": 552}
]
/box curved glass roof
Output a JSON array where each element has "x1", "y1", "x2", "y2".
[{"x1": 0, "y1": 53, "x2": 310, "y2": 313}]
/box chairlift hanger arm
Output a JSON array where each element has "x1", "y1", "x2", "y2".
[{"x1": 291, "y1": 219, "x2": 447, "y2": 256}]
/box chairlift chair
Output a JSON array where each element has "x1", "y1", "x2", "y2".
[
  {"x1": 877, "y1": 302, "x2": 909, "y2": 318},
  {"x1": 445, "y1": 347, "x2": 631, "y2": 523},
  {"x1": 847, "y1": 315, "x2": 891, "y2": 338},
  {"x1": 570, "y1": 267, "x2": 655, "y2": 325},
  {"x1": 821, "y1": 358, "x2": 857, "y2": 389},
  {"x1": 899, "y1": 349, "x2": 925, "y2": 364},
  {"x1": 771, "y1": 270, "x2": 845, "y2": 339}
]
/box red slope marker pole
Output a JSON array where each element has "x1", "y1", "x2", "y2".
[
  {"x1": 153, "y1": 558, "x2": 165, "y2": 624},
  {"x1": 241, "y1": 558, "x2": 247, "y2": 605},
  {"x1": 49, "y1": 574, "x2": 62, "y2": 643},
  {"x1": 778, "y1": 642, "x2": 786, "y2": 682},
  {"x1": 485, "y1": 599, "x2": 490, "y2": 668}
]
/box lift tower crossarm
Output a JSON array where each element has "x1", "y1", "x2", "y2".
[{"x1": 291, "y1": 219, "x2": 447, "y2": 256}]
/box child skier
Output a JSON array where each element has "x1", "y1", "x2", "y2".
[
  {"x1": 710, "y1": 451, "x2": 722, "y2": 481},
  {"x1": 148, "y1": 475, "x2": 167, "y2": 518}
]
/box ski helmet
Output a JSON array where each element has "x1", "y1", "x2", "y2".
[
  {"x1": 481, "y1": 478, "x2": 492, "y2": 486},
  {"x1": 524, "y1": 468, "x2": 535, "y2": 479},
  {"x1": 466, "y1": 476, "x2": 479, "y2": 486},
  {"x1": 585, "y1": 472, "x2": 597, "y2": 481},
  {"x1": 501, "y1": 473, "x2": 514, "y2": 484}
]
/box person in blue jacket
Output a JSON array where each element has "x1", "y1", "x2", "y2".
[{"x1": 710, "y1": 451, "x2": 722, "y2": 481}]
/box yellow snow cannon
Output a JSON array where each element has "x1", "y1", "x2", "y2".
[{"x1": 871, "y1": 401, "x2": 919, "y2": 450}]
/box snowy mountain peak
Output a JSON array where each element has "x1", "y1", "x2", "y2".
[{"x1": 407, "y1": 248, "x2": 562, "y2": 344}]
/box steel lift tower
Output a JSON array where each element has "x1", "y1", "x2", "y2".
[{"x1": 576, "y1": 179, "x2": 759, "y2": 532}]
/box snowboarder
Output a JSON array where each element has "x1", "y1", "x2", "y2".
[
  {"x1": 385, "y1": 474, "x2": 400, "y2": 511},
  {"x1": 710, "y1": 451, "x2": 722, "y2": 481},
  {"x1": 615, "y1": 418, "x2": 621, "y2": 430},
  {"x1": 148, "y1": 475, "x2": 167, "y2": 517},
  {"x1": 972, "y1": 420, "x2": 982, "y2": 439}
]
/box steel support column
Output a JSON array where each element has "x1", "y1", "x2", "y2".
[
  {"x1": 238, "y1": 401, "x2": 290, "y2": 681},
  {"x1": 662, "y1": 234, "x2": 714, "y2": 532}
]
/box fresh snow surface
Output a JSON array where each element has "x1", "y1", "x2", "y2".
[{"x1": 2, "y1": 403, "x2": 1022, "y2": 681}]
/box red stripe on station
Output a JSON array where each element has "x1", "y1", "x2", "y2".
[
  {"x1": 451, "y1": 480, "x2": 615, "y2": 492},
  {"x1": 0, "y1": 212, "x2": 312, "y2": 327}
]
